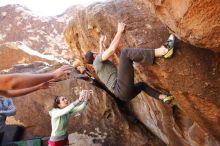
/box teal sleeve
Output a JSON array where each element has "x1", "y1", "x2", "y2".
[
  {"x1": 70, "y1": 101, "x2": 88, "y2": 114},
  {"x1": 50, "y1": 100, "x2": 80, "y2": 118}
]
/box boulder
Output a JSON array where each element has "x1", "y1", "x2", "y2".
[
  {"x1": 0, "y1": 4, "x2": 79, "y2": 59},
  {"x1": 64, "y1": 0, "x2": 220, "y2": 145},
  {"x1": 139, "y1": 0, "x2": 220, "y2": 51},
  {"x1": 0, "y1": 44, "x2": 55, "y2": 70}
]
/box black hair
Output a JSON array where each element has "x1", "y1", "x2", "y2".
[
  {"x1": 84, "y1": 50, "x2": 94, "y2": 64},
  {"x1": 53, "y1": 96, "x2": 61, "y2": 108}
]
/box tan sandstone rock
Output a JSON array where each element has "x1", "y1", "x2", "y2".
[
  {"x1": 1, "y1": 0, "x2": 220, "y2": 145},
  {"x1": 0, "y1": 44, "x2": 55, "y2": 70},
  {"x1": 0, "y1": 4, "x2": 79, "y2": 59},
  {"x1": 64, "y1": 0, "x2": 220, "y2": 146},
  {"x1": 140, "y1": 0, "x2": 220, "y2": 51}
]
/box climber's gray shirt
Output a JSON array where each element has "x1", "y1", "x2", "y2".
[{"x1": 93, "y1": 53, "x2": 117, "y2": 92}]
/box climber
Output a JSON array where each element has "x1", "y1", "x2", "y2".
[
  {"x1": 72, "y1": 59, "x2": 116, "y2": 98},
  {"x1": 0, "y1": 98, "x2": 16, "y2": 145},
  {"x1": 0, "y1": 65, "x2": 72, "y2": 98},
  {"x1": 84, "y1": 22, "x2": 175, "y2": 104},
  {"x1": 48, "y1": 90, "x2": 92, "y2": 146}
]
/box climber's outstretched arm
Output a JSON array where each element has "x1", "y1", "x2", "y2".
[
  {"x1": 0, "y1": 65, "x2": 72, "y2": 90},
  {"x1": 101, "y1": 22, "x2": 126, "y2": 61},
  {"x1": 0, "y1": 81, "x2": 55, "y2": 98}
]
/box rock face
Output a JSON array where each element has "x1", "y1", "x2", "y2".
[
  {"x1": 0, "y1": 4, "x2": 84, "y2": 70},
  {"x1": 64, "y1": 0, "x2": 220, "y2": 146},
  {"x1": 1, "y1": 0, "x2": 220, "y2": 146},
  {"x1": 0, "y1": 44, "x2": 56, "y2": 70},
  {"x1": 0, "y1": 3, "x2": 166, "y2": 146},
  {"x1": 140, "y1": 0, "x2": 220, "y2": 51},
  {"x1": 0, "y1": 4, "x2": 82, "y2": 60}
]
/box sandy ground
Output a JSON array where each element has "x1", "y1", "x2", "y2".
[{"x1": 69, "y1": 133, "x2": 102, "y2": 146}]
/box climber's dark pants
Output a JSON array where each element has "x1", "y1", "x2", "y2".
[{"x1": 113, "y1": 48, "x2": 161, "y2": 101}]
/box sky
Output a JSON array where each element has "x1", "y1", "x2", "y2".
[{"x1": 0, "y1": 0, "x2": 105, "y2": 16}]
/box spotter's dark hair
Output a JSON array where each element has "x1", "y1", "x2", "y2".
[{"x1": 53, "y1": 96, "x2": 61, "y2": 108}]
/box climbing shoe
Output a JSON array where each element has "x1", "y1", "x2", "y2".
[
  {"x1": 163, "y1": 34, "x2": 175, "y2": 59},
  {"x1": 162, "y1": 93, "x2": 174, "y2": 104}
]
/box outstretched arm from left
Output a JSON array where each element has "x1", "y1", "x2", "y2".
[
  {"x1": 0, "y1": 81, "x2": 55, "y2": 98},
  {"x1": 0, "y1": 65, "x2": 72, "y2": 90}
]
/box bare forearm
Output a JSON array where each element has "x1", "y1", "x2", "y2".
[
  {"x1": 109, "y1": 31, "x2": 122, "y2": 52},
  {"x1": 102, "y1": 32, "x2": 123, "y2": 60},
  {"x1": 108, "y1": 22, "x2": 126, "y2": 53},
  {"x1": 0, "y1": 73, "x2": 54, "y2": 90},
  {"x1": 4, "y1": 84, "x2": 42, "y2": 97}
]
